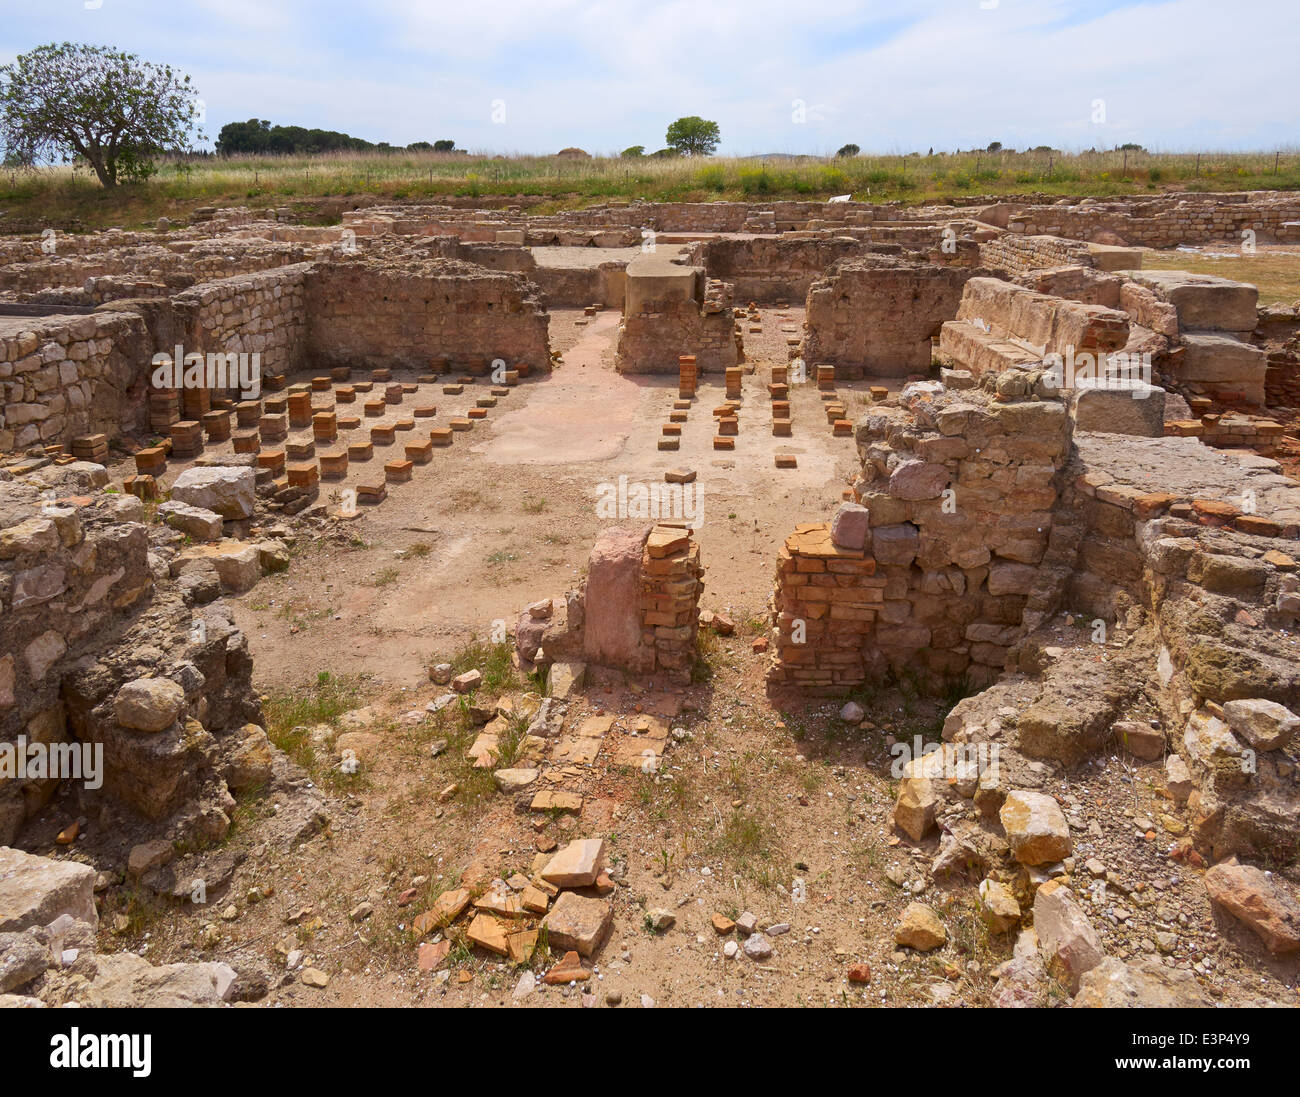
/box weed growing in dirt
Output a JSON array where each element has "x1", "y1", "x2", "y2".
[
  {"x1": 448, "y1": 638, "x2": 519, "y2": 695},
  {"x1": 263, "y1": 671, "x2": 360, "y2": 772}
]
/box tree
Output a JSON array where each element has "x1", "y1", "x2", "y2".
[
  {"x1": 665, "y1": 116, "x2": 720, "y2": 157},
  {"x1": 407, "y1": 140, "x2": 433, "y2": 151},
  {"x1": 836, "y1": 143, "x2": 860, "y2": 158},
  {"x1": 215, "y1": 119, "x2": 375, "y2": 155},
  {"x1": 621, "y1": 145, "x2": 645, "y2": 158},
  {"x1": 986, "y1": 141, "x2": 1002, "y2": 152},
  {"x1": 433, "y1": 139, "x2": 456, "y2": 152},
  {"x1": 0, "y1": 43, "x2": 202, "y2": 187}
]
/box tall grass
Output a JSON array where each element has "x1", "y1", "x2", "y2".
[{"x1": 2, "y1": 148, "x2": 1298, "y2": 231}]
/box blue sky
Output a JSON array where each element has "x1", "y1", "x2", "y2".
[{"x1": 2, "y1": 0, "x2": 1296, "y2": 155}]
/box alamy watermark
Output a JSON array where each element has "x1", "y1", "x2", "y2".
[
  {"x1": 1042, "y1": 345, "x2": 1153, "y2": 396},
  {"x1": 596, "y1": 474, "x2": 704, "y2": 529},
  {"x1": 150, "y1": 344, "x2": 261, "y2": 399},
  {"x1": 0, "y1": 735, "x2": 103, "y2": 789},
  {"x1": 889, "y1": 735, "x2": 999, "y2": 782}
]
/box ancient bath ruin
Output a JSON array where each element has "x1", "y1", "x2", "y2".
[{"x1": 3, "y1": 191, "x2": 1300, "y2": 1010}]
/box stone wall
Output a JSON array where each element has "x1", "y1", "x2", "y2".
[
  {"x1": 691, "y1": 236, "x2": 868, "y2": 304},
  {"x1": 1123, "y1": 270, "x2": 1267, "y2": 405},
  {"x1": 0, "y1": 265, "x2": 311, "y2": 455},
  {"x1": 531, "y1": 263, "x2": 625, "y2": 309},
  {"x1": 0, "y1": 478, "x2": 265, "y2": 846},
  {"x1": 952, "y1": 276, "x2": 1131, "y2": 360},
  {"x1": 0, "y1": 310, "x2": 152, "y2": 453},
  {"x1": 767, "y1": 373, "x2": 1074, "y2": 694},
  {"x1": 999, "y1": 193, "x2": 1300, "y2": 248},
  {"x1": 0, "y1": 241, "x2": 312, "y2": 297},
  {"x1": 1256, "y1": 302, "x2": 1300, "y2": 407},
  {"x1": 978, "y1": 234, "x2": 1095, "y2": 274},
  {"x1": 304, "y1": 257, "x2": 551, "y2": 373},
  {"x1": 174, "y1": 263, "x2": 310, "y2": 387},
  {"x1": 616, "y1": 259, "x2": 738, "y2": 374},
  {"x1": 803, "y1": 259, "x2": 981, "y2": 378}
]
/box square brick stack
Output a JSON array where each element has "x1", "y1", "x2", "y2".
[
  {"x1": 148, "y1": 390, "x2": 180, "y2": 433},
  {"x1": 180, "y1": 386, "x2": 211, "y2": 421},
  {"x1": 312, "y1": 412, "x2": 338, "y2": 441},
  {"x1": 639, "y1": 524, "x2": 704, "y2": 684},
  {"x1": 71, "y1": 434, "x2": 108, "y2": 463},
  {"x1": 202, "y1": 411, "x2": 231, "y2": 442},
  {"x1": 767, "y1": 523, "x2": 884, "y2": 694},
  {"x1": 320, "y1": 450, "x2": 349, "y2": 478},
  {"x1": 678, "y1": 355, "x2": 698, "y2": 398},
  {"x1": 259, "y1": 413, "x2": 288, "y2": 442},
  {"x1": 288, "y1": 391, "x2": 313, "y2": 428},
  {"x1": 169, "y1": 420, "x2": 203, "y2": 459}
]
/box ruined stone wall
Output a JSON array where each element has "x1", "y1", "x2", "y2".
[
  {"x1": 456, "y1": 243, "x2": 537, "y2": 272},
  {"x1": 616, "y1": 277, "x2": 737, "y2": 374},
  {"x1": 0, "y1": 265, "x2": 311, "y2": 455},
  {"x1": 175, "y1": 263, "x2": 310, "y2": 384},
  {"x1": 304, "y1": 257, "x2": 551, "y2": 373},
  {"x1": 1, "y1": 484, "x2": 148, "y2": 842},
  {"x1": 341, "y1": 199, "x2": 954, "y2": 240},
  {"x1": 531, "y1": 265, "x2": 623, "y2": 309},
  {"x1": 953, "y1": 276, "x2": 1131, "y2": 359},
  {"x1": 0, "y1": 479, "x2": 265, "y2": 846},
  {"x1": 1043, "y1": 436, "x2": 1300, "y2": 863},
  {"x1": 1121, "y1": 270, "x2": 1267, "y2": 406},
  {"x1": 695, "y1": 236, "x2": 870, "y2": 304},
  {"x1": 803, "y1": 260, "x2": 981, "y2": 378},
  {"x1": 0, "y1": 242, "x2": 312, "y2": 296},
  {"x1": 0, "y1": 310, "x2": 152, "y2": 453},
  {"x1": 978, "y1": 234, "x2": 1095, "y2": 274},
  {"x1": 1164, "y1": 412, "x2": 1286, "y2": 455},
  {"x1": 767, "y1": 376, "x2": 1074, "y2": 694},
  {"x1": 1256, "y1": 303, "x2": 1300, "y2": 407},
  {"x1": 1003, "y1": 193, "x2": 1300, "y2": 247}
]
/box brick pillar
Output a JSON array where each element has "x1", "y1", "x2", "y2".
[{"x1": 640, "y1": 524, "x2": 704, "y2": 683}]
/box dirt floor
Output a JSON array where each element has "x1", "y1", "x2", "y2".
[
  {"x1": 110, "y1": 305, "x2": 874, "y2": 692},
  {"x1": 74, "y1": 305, "x2": 1300, "y2": 1008}
]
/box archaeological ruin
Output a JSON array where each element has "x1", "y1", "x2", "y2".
[{"x1": 3, "y1": 189, "x2": 1300, "y2": 1011}]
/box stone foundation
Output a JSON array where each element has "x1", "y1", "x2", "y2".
[
  {"x1": 0, "y1": 478, "x2": 269, "y2": 847},
  {"x1": 803, "y1": 259, "x2": 981, "y2": 378},
  {"x1": 615, "y1": 256, "x2": 738, "y2": 374},
  {"x1": 305, "y1": 257, "x2": 550, "y2": 374},
  {"x1": 768, "y1": 373, "x2": 1074, "y2": 693}
]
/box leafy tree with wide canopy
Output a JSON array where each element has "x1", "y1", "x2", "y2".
[
  {"x1": 0, "y1": 42, "x2": 203, "y2": 187},
  {"x1": 665, "y1": 116, "x2": 720, "y2": 156}
]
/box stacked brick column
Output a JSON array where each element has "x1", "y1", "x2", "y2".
[
  {"x1": 768, "y1": 523, "x2": 885, "y2": 694},
  {"x1": 639, "y1": 524, "x2": 704, "y2": 683}
]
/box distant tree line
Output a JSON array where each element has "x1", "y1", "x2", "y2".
[{"x1": 214, "y1": 120, "x2": 459, "y2": 155}]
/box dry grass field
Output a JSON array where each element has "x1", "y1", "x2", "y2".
[{"x1": 2, "y1": 147, "x2": 1298, "y2": 231}]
